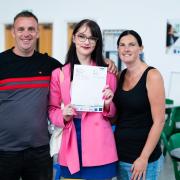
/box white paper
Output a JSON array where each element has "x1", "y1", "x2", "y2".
[{"x1": 71, "y1": 65, "x2": 107, "y2": 112}]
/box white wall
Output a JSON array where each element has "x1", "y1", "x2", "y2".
[{"x1": 1, "y1": 0, "x2": 180, "y2": 103}]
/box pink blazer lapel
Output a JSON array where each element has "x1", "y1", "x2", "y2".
[{"x1": 60, "y1": 64, "x2": 80, "y2": 173}]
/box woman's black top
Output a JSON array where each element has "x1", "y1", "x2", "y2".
[{"x1": 113, "y1": 67, "x2": 161, "y2": 163}]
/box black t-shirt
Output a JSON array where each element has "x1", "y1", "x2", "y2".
[
  {"x1": 0, "y1": 48, "x2": 62, "y2": 79},
  {"x1": 113, "y1": 67, "x2": 161, "y2": 163}
]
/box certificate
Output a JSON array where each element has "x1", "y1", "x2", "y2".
[{"x1": 71, "y1": 65, "x2": 107, "y2": 112}]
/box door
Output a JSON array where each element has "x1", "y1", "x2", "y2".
[
  {"x1": 5, "y1": 24, "x2": 14, "y2": 50},
  {"x1": 67, "y1": 23, "x2": 76, "y2": 48},
  {"x1": 38, "y1": 24, "x2": 52, "y2": 55}
]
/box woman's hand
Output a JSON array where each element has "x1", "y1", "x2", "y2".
[
  {"x1": 102, "y1": 85, "x2": 114, "y2": 109},
  {"x1": 63, "y1": 104, "x2": 76, "y2": 123},
  {"x1": 131, "y1": 156, "x2": 148, "y2": 180},
  {"x1": 105, "y1": 58, "x2": 119, "y2": 76}
]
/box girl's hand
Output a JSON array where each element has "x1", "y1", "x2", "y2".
[
  {"x1": 102, "y1": 85, "x2": 114, "y2": 107},
  {"x1": 63, "y1": 104, "x2": 76, "y2": 123}
]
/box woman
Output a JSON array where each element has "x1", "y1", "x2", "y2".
[
  {"x1": 113, "y1": 30, "x2": 165, "y2": 180},
  {"x1": 48, "y1": 19, "x2": 118, "y2": 179}
]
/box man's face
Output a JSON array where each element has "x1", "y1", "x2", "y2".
[{"x1": 12, "y1": 17, "x2": 39, "y2": 56}]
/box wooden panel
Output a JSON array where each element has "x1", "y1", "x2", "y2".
[
  {"x1": 5, "y1": 24, "x2": 14, "y2": 50},
  {"x1": 67, "y1": 23, "x2": 76, "y2": 48},
  {"x1": 39, "y1": 24, "x2": 52, "y2": 56}
]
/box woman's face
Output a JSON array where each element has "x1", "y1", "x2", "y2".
[
  {"x1": 118, "y1": 34, "x2": 143, "y2": 64},
  {"x1": 73, "y1": 25, "x2": 97, "y2": 58}
]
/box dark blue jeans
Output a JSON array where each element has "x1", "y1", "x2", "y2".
[{"x1": 0, "y1": 145, "x2": 53, "y2": 180}]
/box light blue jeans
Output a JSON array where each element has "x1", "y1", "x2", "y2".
[{"x1": 117, "y1": 155, "x2": 164, "y2": 180}]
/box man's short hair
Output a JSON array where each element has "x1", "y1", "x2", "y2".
[{"x1": 14, "y1": 10, "x2": 38, "y2": 24}]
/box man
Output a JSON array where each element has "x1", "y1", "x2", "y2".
[
  {"x1": 0, "y1": 10, "x2": 117, "y2": 180},
  {"x1": 0, "y1": 10, "x2": 62, "y2": 180}
]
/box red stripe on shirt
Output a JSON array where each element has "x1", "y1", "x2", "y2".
[
  {"x1": 0, "y1": 84, "x2": 49, "y2": 90},
  {"x1": 0, "y1": 76, "x2": 50, "y2": 85}
]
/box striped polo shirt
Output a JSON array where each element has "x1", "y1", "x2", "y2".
[{"x1": 0, "y1": 48, "x2": 62, "y2": 151}]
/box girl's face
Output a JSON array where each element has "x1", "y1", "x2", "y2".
[
  {"x1": 118, "y1": 34, "x2": 143, "y2": 64},
  {"x1": 73, "y1": 25, "x2": 97, "y2": 58}
]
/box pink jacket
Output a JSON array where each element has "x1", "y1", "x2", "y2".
[{"x1": 48, "y1": 64, "x2": 118, "y2": 174}]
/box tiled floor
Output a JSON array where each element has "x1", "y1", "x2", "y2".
[{"x1": 159, "y1": 154, "x2": 175, "y2": 180}]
